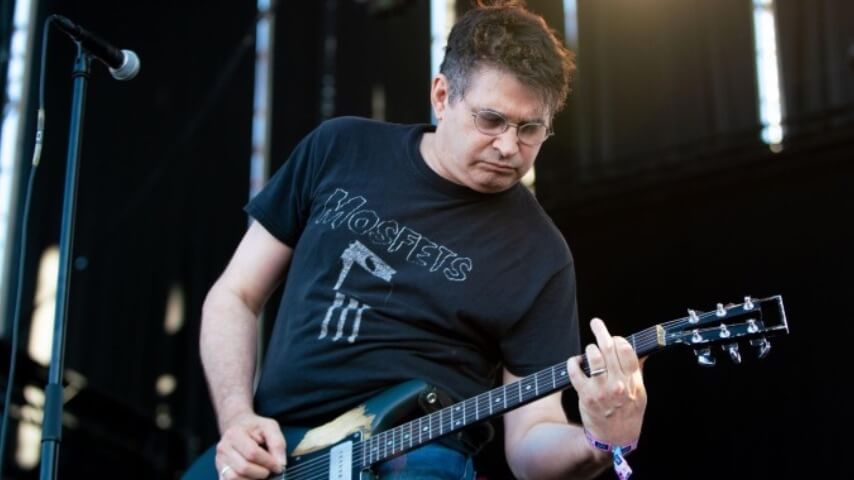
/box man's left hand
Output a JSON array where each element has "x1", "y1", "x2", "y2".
[{"x1": 567, "y1": 318, "x2": 647, "y2": 448}]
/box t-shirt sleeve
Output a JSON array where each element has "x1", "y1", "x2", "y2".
[
  {"x1": 499, "y1": 262, "x2": 581, "y2": 377},
  {"x1": 244, "y1": 127, "x2": 324, "y2": 248}
]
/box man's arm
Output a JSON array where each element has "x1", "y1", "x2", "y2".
[
  {"x1": 200, "y1": 221, "x2": 293, "y2": 479},
  {"x1": 503, "y1": 318, "x2": 647, "y2": 480}
]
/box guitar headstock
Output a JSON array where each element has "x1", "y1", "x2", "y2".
[{"x1": 658, "y1": 295, "x2": 788, "y2": 366}]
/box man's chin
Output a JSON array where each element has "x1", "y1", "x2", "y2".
[{"x1": 468, "y1": 173, "x2": 519, "y2": 193}]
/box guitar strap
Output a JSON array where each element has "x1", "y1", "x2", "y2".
[{"x1": 417, "y1": 386, "x2": 495, "y2": 457}]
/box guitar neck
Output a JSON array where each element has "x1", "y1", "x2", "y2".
[{"x1": 356, "y1": 325, "x2": 663, "y2": 468}]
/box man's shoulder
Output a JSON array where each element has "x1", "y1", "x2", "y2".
[
  {"x1": 316, "y1": 116, "x2": 417, "y2": 139},
  {"x1": 503, "y1": 187, "x2": 572, "y2": 261}
]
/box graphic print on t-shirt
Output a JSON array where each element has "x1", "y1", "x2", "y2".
[
  {"x1": 318, "y1": 240, "x2": 396, "y2": 343},
  {"x1": 314, "y1": 188, "x2": 474, "y2": 282}
]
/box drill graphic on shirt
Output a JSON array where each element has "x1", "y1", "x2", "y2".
[{"x1": 319, "y1": 240, "x2": 396, "y2": 343}]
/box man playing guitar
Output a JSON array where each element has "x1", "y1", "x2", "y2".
[{"x1": 195, "y1": 2, "x2": 647, "y2": 478}]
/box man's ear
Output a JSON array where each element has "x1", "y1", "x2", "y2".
[{"x1": 430, "y1": 74, "x2": 450, "y2": 121}]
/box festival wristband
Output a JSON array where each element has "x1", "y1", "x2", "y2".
[{"x1": 584, "y1": 428, "x2": 638, "y2": 480}]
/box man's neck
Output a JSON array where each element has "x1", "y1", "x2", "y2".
[{"x1": 418, "y1": 131, "x2": 455, "y2": 184}]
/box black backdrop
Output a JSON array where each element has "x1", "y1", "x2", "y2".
[{"x1": 2, "y1": 0, "x2": 853, "y2": 478}]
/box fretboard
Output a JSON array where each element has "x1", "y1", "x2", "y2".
[{"x1": 355, "y1": 324, "x2": 662, "y2": 468}]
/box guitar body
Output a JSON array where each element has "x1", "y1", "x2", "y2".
[{"x1": 183, "y1": 380, "x2": 434, "y2": 480}]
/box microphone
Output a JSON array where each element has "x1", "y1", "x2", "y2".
[{"x1": 52, "y1": 15, "x2": 140, "y2": 81}]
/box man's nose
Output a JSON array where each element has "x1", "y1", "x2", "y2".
[{"x1": 492, "y1": 126, "x2": 520, "y2": 157}]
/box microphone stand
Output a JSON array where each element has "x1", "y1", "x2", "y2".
[{"x1": 39, "y1": 43, "x2": 91, "y2": 480}]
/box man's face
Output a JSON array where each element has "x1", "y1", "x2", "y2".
[{"x1": 429, "y1": 67, "x2": 551, "y2": 194}]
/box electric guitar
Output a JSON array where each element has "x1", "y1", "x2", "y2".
[{"x1": 183, "y1": 295, "x2": 789, "y2": 480}]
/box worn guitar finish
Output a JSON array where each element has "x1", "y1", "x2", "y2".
[{"x1": 184, "y1": 295, "x2": 789, "y2": 480}]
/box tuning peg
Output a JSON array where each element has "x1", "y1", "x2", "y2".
[
  {"x1": 716, "y1": 303, "x2": 727, "y2": 317},
  {"x1": 688, "y1": 309, "x2": 700, "y2": 324},
  {"x1": 743, "y1": 296, "x2": 755, "y2": 310},
  {"x1": 747, "y1": 319, "x2": 759, "y2": 334},
  {"x1": 694, "y1": 347, "x2": 716, "y2": 367},
  {"x1": 723, "y1": 343, "x2": 742, "y2": 364},
  {"x1": 751, "y1": 337, "x2": 772, "y2": 359}
]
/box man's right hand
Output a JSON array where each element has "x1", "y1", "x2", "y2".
[{"x1": 215, "y1": 412, "x2": 287, "y2": 480}]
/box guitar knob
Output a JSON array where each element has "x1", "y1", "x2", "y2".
[
  {"x1": 694, "y1": 348, "x2": 716, "y2": 367},
  {"x1": 723, "y1": 343, "x2": 742, "y2": 364},
  {"x1": 751, "y1": 337, "x2": 772, "y2": 359}
]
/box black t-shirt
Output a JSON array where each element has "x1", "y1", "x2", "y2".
[{"x1": 246, "y1": 116, "x2": 580, "y2": 426}]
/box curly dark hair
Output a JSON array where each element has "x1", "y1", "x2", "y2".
[{"x1": 439, "y1": 0, "x2": 576, "y2": 115}]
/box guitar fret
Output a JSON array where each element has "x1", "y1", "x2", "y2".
[
  {"x1": 393, "y1": 423, "x2": 399, "y2": 454},
  {"x1": 382, "y1": 431, "x2": 390, "y2": 459},
  {"x1": 375, "y1": 434, "x2": 380, "y2": 464},
  {"x1": 376, "y1": 433, "x2": 382, "y2": 462},
  {"x1": 445, "y1": 408, "x2": 450, "y2": 431},
  {"x1": 465, "y1": 397, "x2": 476, "y2": 423},
  {"x1": 522, "y1": 377, "x2": 530, "y2": 399}
]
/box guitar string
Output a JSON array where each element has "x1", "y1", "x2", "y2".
[
  {"x1": 282, "y1": 329, "x2": 671, "y2": 478},
  {"x1": 279, "y1": 360, "x2": 601, "y2": 479},
  {"x1": 278, "y1": 314, "x2": 733, "y2": 478}
]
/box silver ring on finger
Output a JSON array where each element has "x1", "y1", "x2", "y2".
[
  {"x1": 219, "y1": 465, "x2": 233, "y2": 479},
  {"x1": 589, "y1": 367, "x2": 607, "y2": 377}
]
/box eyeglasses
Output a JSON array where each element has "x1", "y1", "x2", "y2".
[{"x1": 470, "y1": 109, "x2": 553, "y2": 146}]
